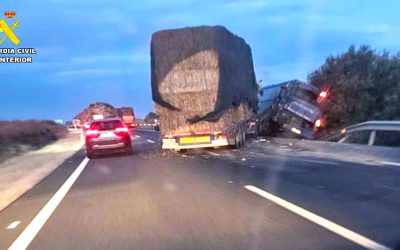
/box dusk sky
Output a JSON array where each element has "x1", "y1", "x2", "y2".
[{"x1": 1, "y1": 0, "x2": 399, "y2": 121}]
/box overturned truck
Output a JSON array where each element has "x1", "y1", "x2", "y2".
[
  {"x1": 258, "y1": 80, "x2": 324, "y2": 139},
  {"x1": 151, "y1": 26, "x2": 258, "y2": 150}
]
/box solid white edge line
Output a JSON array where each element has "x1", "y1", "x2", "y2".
[
  {"x1": 147, "y1": 139, "x2": 155, "y2": 143},
  {"x1": 381, "y1": 161, "x2": 400, "y2": 167},
  {"x1": 244, "y1": 185, "x2": 391, "y2": 250},
  {"x1": 8, "y1": 157, "x2": 90, "y2": 250}
]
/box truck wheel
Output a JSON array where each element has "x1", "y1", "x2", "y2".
[
  {"x1": 239, "y1": 125, "x2": 245, "y2": 146},
  {"x1": 236, "y1": 129, "x2": 242, "y2": 148},
  {"x1": 241, "y1": 128, "x2": 246, "y2": 145},
  {"x1": 229, "y1": 130, "x2": 240, "y2": 149}
]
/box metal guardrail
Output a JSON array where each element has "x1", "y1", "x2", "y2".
[{"x1": 322, "y1": 120, "x2": 400, "y2": 146}]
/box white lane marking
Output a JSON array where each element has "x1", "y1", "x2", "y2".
[
  {"x1": 378, "y1": 185, "x2": 400, "y2": 191},
  {"x1": 298, "y1": 159, "x2": 338, "y2": 166},
  {"x1": 381, "y1": 161, "x2": 400, "y2": 167},
  {"x1": 147, "y1": 139, "x2": 155, "y2": 143},
  {"x1": 135, "y1": 135, "x2": 141, "y2": 138},
  {"x1": 244, "y1": 185, "x2": 390, "y2": 250},
  {"x1": 6, "y1": 221, "x2": 21, "y2": 230},
  {"x1": 8, "y1": 157, "x2": 90, "y2": 250}
]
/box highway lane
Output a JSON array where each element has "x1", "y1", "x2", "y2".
[{"x1": 0, "y1": 129, "x2": 399, "y2": 249}]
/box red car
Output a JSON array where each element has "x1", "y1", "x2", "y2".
[{"x1": 84, "y1": 118, "x2": 132, "y2": 158}]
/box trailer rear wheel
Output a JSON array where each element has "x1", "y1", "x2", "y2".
[
  {"x1": 241, "y1": 128, "x2": 246, "y2": 145},
  {"x1": 229, "y1": 129, "x2": 241, "y2": 149}
]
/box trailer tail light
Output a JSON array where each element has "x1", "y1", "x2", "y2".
[
  {"x1": 314, "y1": 119, "x2": 324, "y2": 128},
  {"x1": 215, "y1": 134, "x2": 227, "y2": 141}
]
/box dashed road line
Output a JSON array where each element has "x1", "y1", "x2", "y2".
[
  {"x1": 6, "y1": 221, "x2": 20, "y2": 230},
  {"x1": 147, "y1": 139, "x2": 155, "y2": 144},
  {"x1": 244, "y1": 185, "x2": 390, "y2": 250},
  {"x1": 135, "y1": 135, "x2": 141, "y2": 138},
  {"x1": 8, "y1": 157, "x2": 90, "y2": 250}
]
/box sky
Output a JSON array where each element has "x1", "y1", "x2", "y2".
[{"x1": 1, "y1": 0, "x2": 400, "y2": 121}]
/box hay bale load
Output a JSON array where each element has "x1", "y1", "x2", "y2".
[
  {"x1": 74, "y1": 102, "x2": 117, "y2": 124},
  {"x1": 151, "y1": 26, "x2": 258, "y2": 149}
]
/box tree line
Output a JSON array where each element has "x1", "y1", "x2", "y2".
[{"x1": 308, "y1": 45, "x2": 400, "y2": 133}]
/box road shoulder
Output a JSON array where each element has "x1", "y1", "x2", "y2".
[{"x1": 0, "y1": 133, "x2": 83, "y2": 212}]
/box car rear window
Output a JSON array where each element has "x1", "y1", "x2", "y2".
[{"x1": 91, "y1": 120, "x2": 123, "y2": 131}]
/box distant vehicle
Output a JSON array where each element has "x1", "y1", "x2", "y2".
[
  {"x1": 93, "y1": 114, "x2": 104, "y2": 120},
  {"x1": 84, "y1": 118, "x2": 132, "y2": 158},
  {"x1": 258, "y1": 80, "x2": 324, "y2": 139},
  {"x1": 82, "y1": 122, "x2": 91, "y2": 133},
  {"x1": 117, "y1": 107, "x2": 136, "y2": 128},
  {"x1": 72, "y1": 119, "x2": 81, "y2": 129}
]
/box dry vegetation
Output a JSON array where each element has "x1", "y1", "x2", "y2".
[{"x1": 0, "y1": 120, "x2": 67, "y2": 162}]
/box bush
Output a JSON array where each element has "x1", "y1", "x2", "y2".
[
  {"x1": 309, "y1": 45, "x2": 400, "y2": 133},
  {"x1": 0, "y1": 120, "x2": 67, "y2": 160}
]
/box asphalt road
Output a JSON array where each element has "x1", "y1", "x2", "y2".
[{"x1": 1, "y1": 128, "x2": 400, "y2": 250}]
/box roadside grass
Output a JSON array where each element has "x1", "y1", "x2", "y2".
[{"x1": 0, "y1": 120, "x2": 68, "y2": 163}]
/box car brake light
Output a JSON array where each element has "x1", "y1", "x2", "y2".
[{"x1": 115, "y1": 127, "x2": 129, "y2": 133}]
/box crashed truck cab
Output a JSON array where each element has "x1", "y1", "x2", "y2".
[{"x1": 272, "y1": 81, "x2": 323, "y2": 139}]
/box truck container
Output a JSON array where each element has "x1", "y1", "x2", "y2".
[
  {"x1": 117, "y1": 107, "x2": 136, "y2": 127},
  {"x1": 151, "y1": 26, "x2": 258, "y2": 150}
]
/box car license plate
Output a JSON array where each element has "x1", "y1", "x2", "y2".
[
  {"x1": 100, "y1": 132, "x2": 115, "y2": 138},
  {"x1": 180, "y1": 136, "x2": 210, "y2": 144}
]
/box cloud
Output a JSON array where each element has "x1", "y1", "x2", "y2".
[
  {"x1": 70, "y1": 50, "x2": 148, "y2": 65},
  {"x1": 225, "y1": 0, "x2": 269, "y2": 9},
  {"x1": 365, "y1": 23, "x2": 392, "y2": 34},
  {"x1": 51, "y1": 68, "x2": 130, "y2": 77},
  {"x1": 255, "y1": 60, "x2": 320, "y2": 85},
  {"x1": 265, "y1": 15, "x2": 289, "y2": 24}
]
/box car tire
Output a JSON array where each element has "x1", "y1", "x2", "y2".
[
  {"x1": 126, "y1": 143, "x2": 133, "y2": 155},
  {"x1": 87, "y1": 147, "x2": 95, "y2": 159}
]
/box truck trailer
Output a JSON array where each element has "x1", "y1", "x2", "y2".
[
  {"x1": 151, "y1": 26, "x2": 258, "y2": 150},
  {"x1": 117, "y1": 107, "x2": 136, "y2": 128}
]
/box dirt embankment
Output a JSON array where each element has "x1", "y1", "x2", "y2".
[{"x1": 0, "y1": 120, "x2": 67, "y2": 163}]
